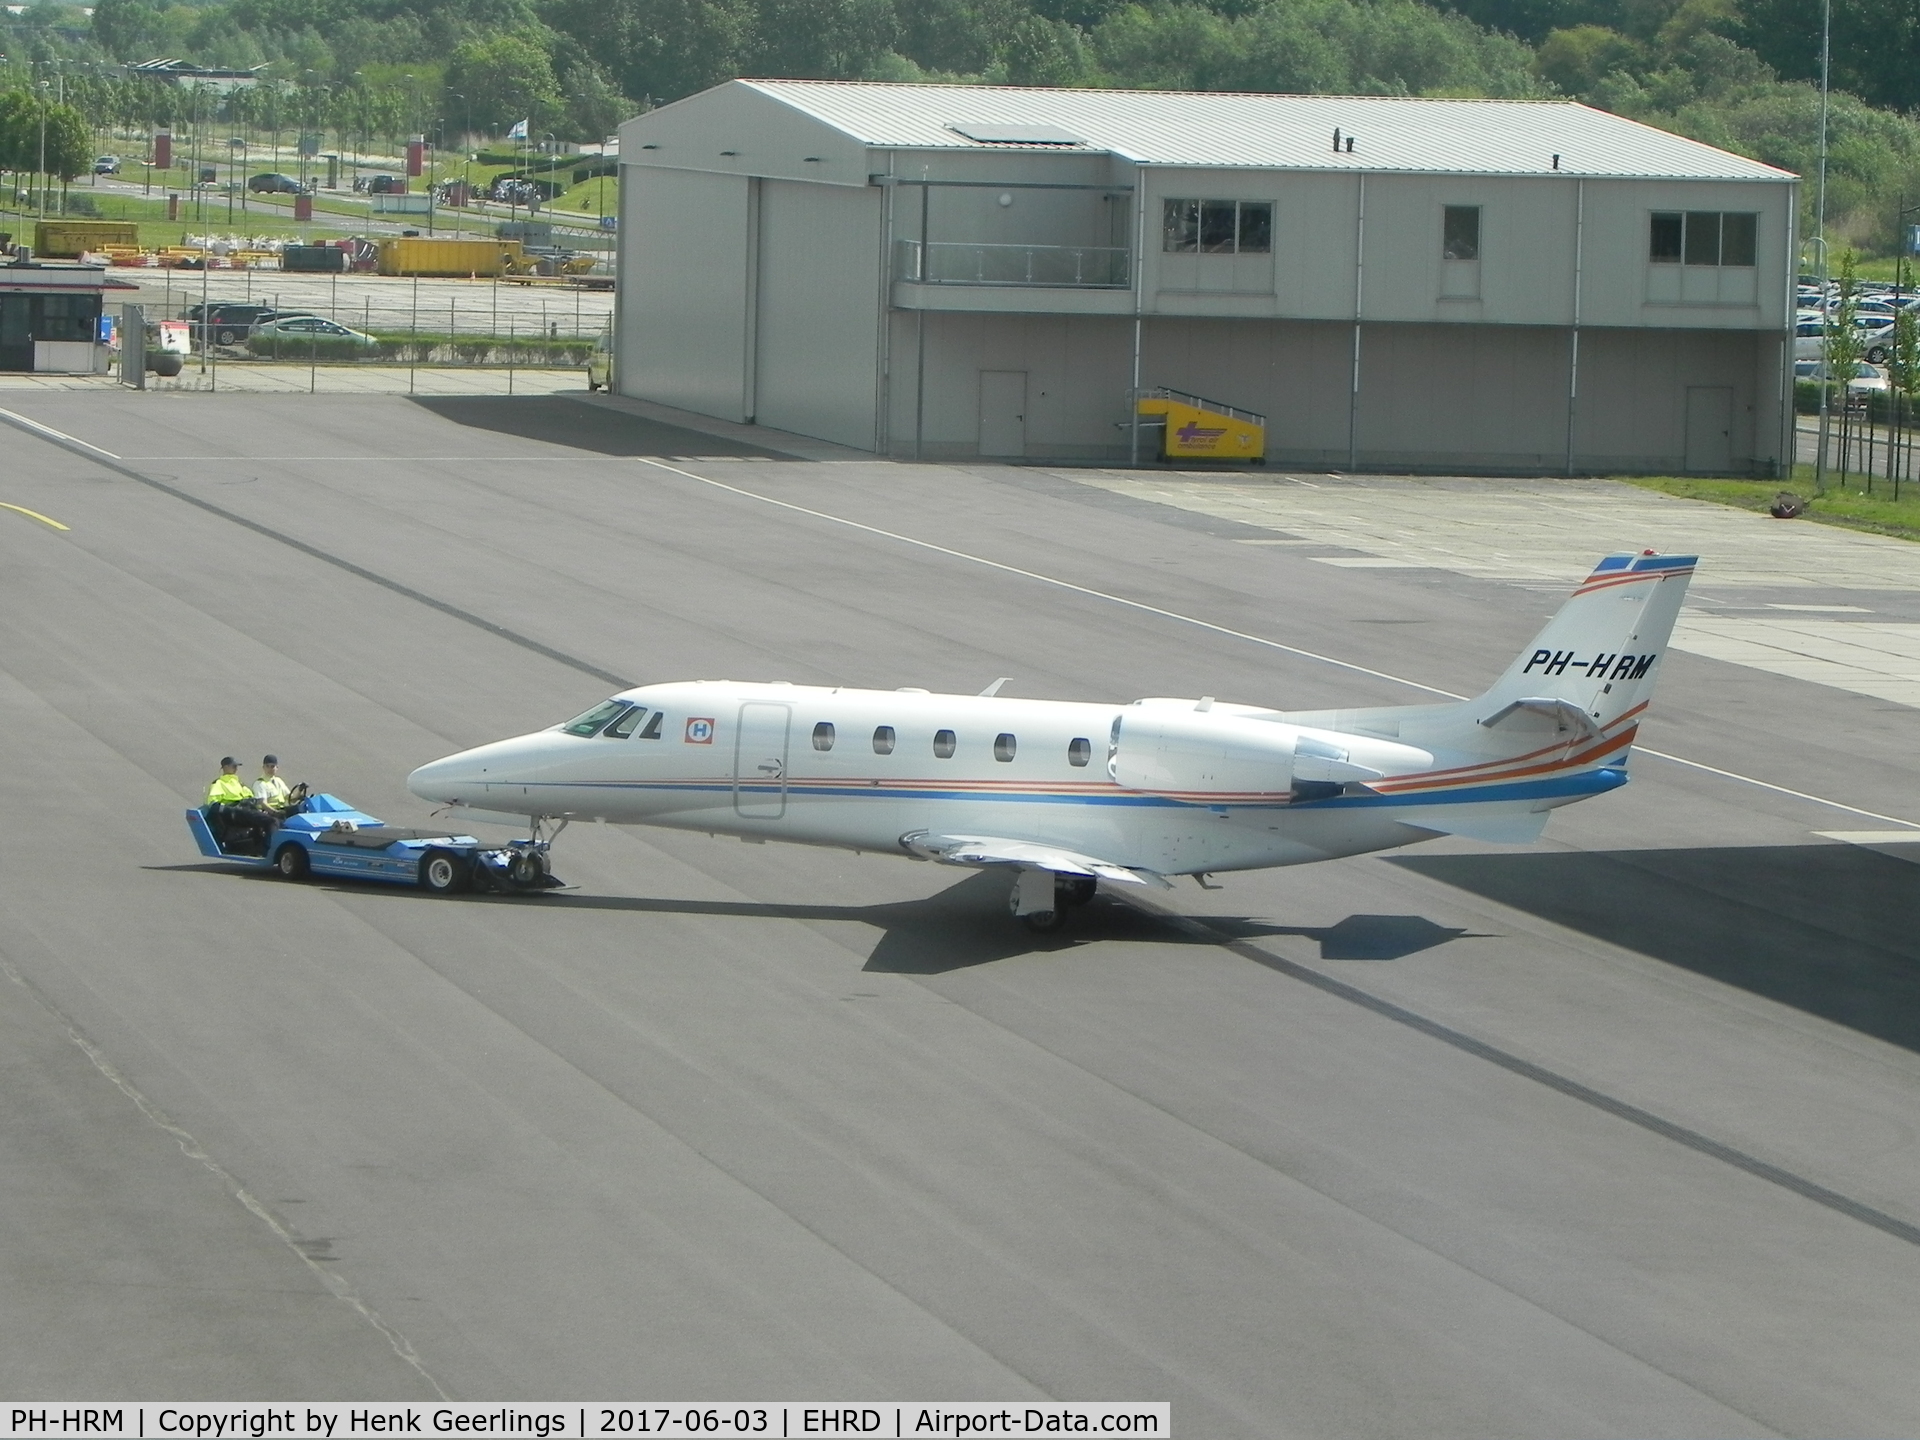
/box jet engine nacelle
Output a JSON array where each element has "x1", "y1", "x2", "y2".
[{"x1": 1110, "y1": 708, "x2": 1433, "y2": 801}]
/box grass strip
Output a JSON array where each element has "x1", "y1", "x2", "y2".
[{"x1": 1623, "y1": 470, "x2": 1920, "y2": 542}]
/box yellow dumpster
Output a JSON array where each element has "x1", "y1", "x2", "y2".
[
  {"x1": 376, "y1": 237, "x2": 524, "y2": 277},
  {"x1": 1135, "y1": 388, "x2": 1266, "y2": 463},
  {"x1": 33, "y1": 219, "x2": 140, "y2": 258}
]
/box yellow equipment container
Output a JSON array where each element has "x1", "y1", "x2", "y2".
[
  {"x1": 1135, "y1": 387, "x2": 1266, "y2": 463},
  {"x1": 33, "y1": 219, "x2": 141, "y2": 258},
  {"x1": 376, "y1": 237, "x2": 524, "y2": 277}
]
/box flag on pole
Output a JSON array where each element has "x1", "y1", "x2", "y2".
[{"x1": 506, "y1": 119, "x2": 529, "y2": 140}]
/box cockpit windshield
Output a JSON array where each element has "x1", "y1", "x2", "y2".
[{"x1": 557, "y1": 699, "x2": 631, "y2": 737}]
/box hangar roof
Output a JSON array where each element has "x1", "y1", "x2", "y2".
[{"x1": 736, "y1": 80, "x2": 1795, "y2": 182}]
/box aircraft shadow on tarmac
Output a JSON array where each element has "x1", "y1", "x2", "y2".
[
  {"x1": 155, "y1": 860, "x2": 1471, "y2": 973},
  {"x1": 408, "y1": 396, "x2": 786, "y2": 460},
  {"x1": 1395, "y1": 842, "x2": 1920, "y2": 1054}
]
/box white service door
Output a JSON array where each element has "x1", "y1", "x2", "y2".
[
  {"x1": 1684, "y1": 386, "x2": 1733, "y2": 473},
  {"x1": 979, "y1": 370, "x2": 1028, "y2": 457}
]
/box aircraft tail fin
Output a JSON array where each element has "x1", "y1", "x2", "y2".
[{"x1": 1434, "y1": 551, "x2": 1694, "y2": 772}]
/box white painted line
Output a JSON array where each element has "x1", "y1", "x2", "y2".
[
  {"x1": 1815, "y1": 831, "x2": 1920, "y2": 844},
  {"x1": 0, "y1": 406, "x2": 122, "y2": 460},
  {"x1": 1768, "y1": 603, "x2": 1873, "y2": 613},
  {"x1": 633, "y1": 456, "x2": 1920, "y2": 830},
  {"x1": 1233, "y1": 537, "x2": 1320, "y2": 546}
]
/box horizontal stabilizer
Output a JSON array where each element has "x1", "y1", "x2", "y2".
[{"x1": 900, "y1": 831, "x2": 1171, "y2": 887}]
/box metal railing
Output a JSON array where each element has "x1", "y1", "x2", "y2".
[
  {"x1": 1134, "y1": 386, "x2": 1267, "y2": 428},
  {"x1": 896, "y1": 239, "x2": 1129, "y2": 289}
]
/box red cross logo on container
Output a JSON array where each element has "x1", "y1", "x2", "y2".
[{"x1": 685, "y1": 717, "x2": 715, "y2": 744}]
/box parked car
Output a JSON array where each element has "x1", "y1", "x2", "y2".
[
  {"x1": 93, "y1": 154, "x2": 119, "y2": 175},
  {"x1": 1794, "y1": 360, "x2": 1891, "y2": 409},
  {"x1": 246, "y1": 315, "x2": 380, "y2": 351},
  {"x1": 1793, "y1": 315, "x2": 1900, "y2": 363},
  {"x1": 247, "y1": 172, "x2": 304, "y2": 194},
  {"x1": 185, "y1": 302, "x2": 315, "y2": 346},
  {"x1": 365, "y1": 174, "x2": 404, "y2": 194}
]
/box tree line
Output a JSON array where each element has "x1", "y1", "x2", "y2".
[{"x1": 0, "y1": 0, "x2": 1917, "y2": 248}]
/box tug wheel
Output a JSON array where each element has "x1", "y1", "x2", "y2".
[
  {"x1": 420, "y1": 850, "x2": 470, "y2": 894},
  {"x1": 273, "y1": 844, "x2": 309, "y2": 880}
]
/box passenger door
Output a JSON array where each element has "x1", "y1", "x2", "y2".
[{"x1": 733, "y1": 703, "x2": 791, "y2": 819}]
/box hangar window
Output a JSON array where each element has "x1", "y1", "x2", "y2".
[
  {"x1": 1068, "y1": 737, "x2": 1092, "y2": 767},
  {"x1": 873, "y1": 725, "x2": 896, "y2": 755},
  {"x1": 994, "y1": 733, "x2": 1017, "y2": 762},
  {"x1": 558, "y1": 699, "x2": 629, "y2": 737},
  {"x1": 1650, "y1": 211, "x2": 1757, "y2": 267},
  {"x1": 812, "y1": 721, "x2": 835, "y2": 751},
  {"x1": 1163, "y1": 199, "x2": 1272, "y2": 255},
  {"x1": 1442, "y1": 206, "x2": 1480, "y2": 261},
  {"x1": 604, "y1": 707, "x2": 645, "y2": 738},
  {"x1": 933, "y1": 729, "x2": 957, "y2": 759}
]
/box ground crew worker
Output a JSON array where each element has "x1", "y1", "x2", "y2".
[
  {"x1": 254, "y1": 755, "x2": 292, "y2": 810},
  {"x1": 206, "y1": 756, "x2": 272, "y2": 854},
  {"x1": 206, "y1": 757, "x2": 250, "y2": 807}
]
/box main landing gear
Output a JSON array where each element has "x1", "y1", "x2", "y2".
[{"x1": 1009, "y1": 869, "x2": 1099, "y2": 933}]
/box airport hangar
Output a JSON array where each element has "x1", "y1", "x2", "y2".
[{"x1": 613, "y1": 80, "x2": 1798, "y2": 475}]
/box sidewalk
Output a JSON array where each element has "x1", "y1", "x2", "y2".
[
  {"x1": 0, "y1": 365, "x2": 587, "y2": 396},
  {"x1": 1795, "y1": 415, "x2": 1920, "y2": 482}
]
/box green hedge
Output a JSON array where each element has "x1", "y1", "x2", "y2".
[
  {"x1": 1795, "y1": 379, "x2": 1920, "y2": 424},
  {"x1": 245, "y1": 333, "x2": 593, "y2": 366}
]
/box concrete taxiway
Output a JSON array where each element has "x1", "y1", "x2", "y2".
[{"x1": 1, "y1": 390, "x2": 1919, "y2": 1433}]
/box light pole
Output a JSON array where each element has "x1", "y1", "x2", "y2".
[
  {"x1": 36, "y1": 79, "x2": 48, "y2": 221},
  {"x1": 1814, "y1": 0, "x2": 1832, "y2": 496},
  {"x1": 446, "y1": 91, "x2": 468, "y2": 235}
]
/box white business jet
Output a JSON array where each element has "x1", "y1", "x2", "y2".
[{"x1": 408, "y1": 553, "x2": 1694, "y2": 930}]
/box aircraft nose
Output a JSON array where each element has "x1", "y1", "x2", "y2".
[{"x1": 407, "y1": 752, "x2": 483, "y2": 804}]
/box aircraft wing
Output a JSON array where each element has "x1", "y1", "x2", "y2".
[{"x1": 900, "y1": 832, "x2": 1171, "y2": 888}]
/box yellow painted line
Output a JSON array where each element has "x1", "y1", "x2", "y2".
[{"x1": 0, "y1": 501, "x2": 68, "y2": 531}]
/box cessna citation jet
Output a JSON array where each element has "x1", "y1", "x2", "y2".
[{"x1": 409, "y1": 553, "x2": 1694, "y2": 931}]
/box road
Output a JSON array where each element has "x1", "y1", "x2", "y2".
[{"x1": 1, "y1": 392, "x2": 1918, "y2": 1430}]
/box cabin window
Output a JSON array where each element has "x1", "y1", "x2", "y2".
[
  {"x1": 812, "y1": 721, "x2": 835, "y2": 752},
  {"x1": 639, "y1": 710, "x2": 663, "y2": 739},
  {"x1": 604, "y1": 707, "x2": 645, "y2": 738},
  {"x1": 933, "y1": 729, "x2": 957, "y2": 759},
  {"x1": 872, "y1": 725, "x2": 896, "y2": 755},
  {"x1": 994, "y1": 733, "x2": 1016, "y2": 762},
  {"x1": 558, "y1": 699, "x2": 628, "y2": 737},
  {"x1": 1068, "y1": 737, "x2": 1091, "y2": 767}
]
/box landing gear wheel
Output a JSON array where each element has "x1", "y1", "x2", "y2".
[
  {"x1": 273, "y1": 843, "x2": 309, "y2": 880},
  {"x1": 506, "y1": 849, "x2": 547, "y2": 888},
  {"x1": 420, "y1": 850, "x2": 471, "y2": 894},
  {"x1": 1057, "y1": 875, "x2": 1097, "y2": 908},
  {"x1": 1020, "y1": 908, "x2": 1067, "y2": 934}
]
